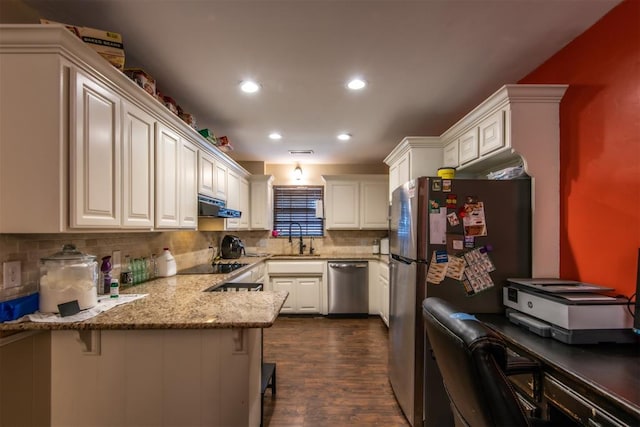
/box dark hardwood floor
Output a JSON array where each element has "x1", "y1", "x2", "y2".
[{"x1": 262, "y1": 316, "x2": 410, "y2": 427}]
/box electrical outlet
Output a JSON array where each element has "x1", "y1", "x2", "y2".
[
  {"x1": 112, "y1": 250, "x2": 121, "y2": 272},
  {"x1": 3, "y1": 261, "x2": 22, "y2": 289}
]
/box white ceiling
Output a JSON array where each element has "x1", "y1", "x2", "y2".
[{"x1": 13, "y1": 0, "x2": 620, "y2": 165}]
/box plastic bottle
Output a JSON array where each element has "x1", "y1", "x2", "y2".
[
  {"x1": 110, "y1": 279, "x2": 119, "y2": 298},
  {"x1": 372, "y1": 239, "x2": 380, "y2": 255},
  {"x1": 132, "y1": 258, "x2": 142, "y2": 284},
  {"x1": 100, "y1": 256, "x2": 112, "y2": 295},
  {"x1": 149, "y1": 254, "x2": 157, "y2": 279},
  {"x1": 121, "y1": 255, "x2": 133, "y2": 286},
  {"x1": 156, "y1": 248, "x2": 177, "y2": 277},
  {"x1": 142, "y1": 257, "x2": 150, "y2": 282}
]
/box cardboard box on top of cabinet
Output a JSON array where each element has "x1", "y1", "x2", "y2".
[{"x1": 41, "y1": 19, "x2": 125, "y2": 70}]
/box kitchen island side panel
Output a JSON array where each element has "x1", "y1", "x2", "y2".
[{"x1": 50, "y1": 328, "x2": 261, "y2": 427}]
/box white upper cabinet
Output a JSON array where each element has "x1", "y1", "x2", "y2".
[
  {"x1": 122, "y1": 101, "x2": 155, "y2": 229},
  {"x1": 225, "y1": 169, "x2": 241, "y2": 230},
  {"x1": 0, "y1": 26, "x2": 252, "y2": 233},
  {"x1": 458, "y1": 128, "x2": 479, "y2": 165},
  {"x1": 69, "y1": 68, "x2": 122, "y2": 228},
  {"x1": 155, "y1": 124, "x2": 181, "y2": 229},
  {"x1": 180, "y1": 139, "x2": 198, "y2": 228},
  {"x1": 198, "y1": 151, "x2": 216, "y2": 198},
  {"x1": 323, "y1": 175, "x2": 389, "y2": 230},
  {"x1": 442, "y1": 140, "x2": 459, "y2": 168},
  {"x1": 155, "y1": 125, "x2": 197, "y2": 229},
  {"x1": 215, "y1": 162, "x2": 228, "y2": 201},
  {"x1": 250, "y1": 175, "x2": 273, "y2": 230},
  {"x1": 436, "y1": 84, "x2": 568, "y2": 277},
  {"x1": 238, "y1": 176, "x2": 250, "y2": 230},
  {"x1": 199, "y1": 150, "x2": 229, "y2": 202},
  {"x1": 360, "y1": 178, "x2": 389, "y2": 229},
  {"x1": 384, "y1": 137, "x2": 442, "y2": 202},
  {"x1": 478, "y1": 110, "x2": 504, "y2": 156},
  {"x1": 324, "y1": 179, "x2": 359, "y2": 229}
]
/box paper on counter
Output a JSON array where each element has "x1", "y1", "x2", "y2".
[{"x1": 9, "y1": 294, "x2": 148, "y2": 323}]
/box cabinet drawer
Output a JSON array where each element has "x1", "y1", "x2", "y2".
[
  {"x1": 544, "y1": 375, "x2": 628, "y2": 427},
  {"x1": 267, "y1": 261, "x2": 325, "y2": 275}
]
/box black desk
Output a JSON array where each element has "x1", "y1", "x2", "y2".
[{"x1": 479, "y1": 315, "x2": 640, "y2": 426}]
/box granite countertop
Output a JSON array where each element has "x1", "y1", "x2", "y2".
[
  {"x1": 0, "y1": 257, "x2": 286, "y2": 332},
  {"x1": 0, "y1": 253, "x2": 388, "y2": 333}
]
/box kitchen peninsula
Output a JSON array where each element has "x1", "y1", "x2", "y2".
[{"x1": 0, "y1": 257, "x2": 287, "y2": 427}]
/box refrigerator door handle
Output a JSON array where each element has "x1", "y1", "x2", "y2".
[{"x1": 391, "y1": 254, "x2": 413, "y2": 265}]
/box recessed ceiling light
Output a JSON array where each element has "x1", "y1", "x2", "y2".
[
  {"x1": 347, "y1": 78, "x2": 366, "y2": 90},
  {"x1": 240, "y1": 80, "x2": 260, "y2": 93},
  {"x1": 269, "y1": 132, "x2": 282, "y2": 140},
  {"x1": 337, "y1": 133, "x2": 352, "y2": 141}
]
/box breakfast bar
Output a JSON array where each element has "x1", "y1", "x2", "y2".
[{"x1": 0, "y1": 259, "x2": 288, "y2": 427}]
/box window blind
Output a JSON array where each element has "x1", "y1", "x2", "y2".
[{"x1": 273, "y1": 186, "x2": 324, "y2": 237}]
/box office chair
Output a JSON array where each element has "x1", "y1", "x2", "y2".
[{"x1": 422, "y1": 297, "x2": 548, "y2": 427}]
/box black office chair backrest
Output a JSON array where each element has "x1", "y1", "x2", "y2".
[{"x1": 423, "y1": 297, "x2": 531, "y2": 427}]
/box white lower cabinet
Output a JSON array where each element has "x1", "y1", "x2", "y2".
[
  {"x1": 268, "y1": 261, "x2": 324, "y2": 314},
  {"x1": 272, "y1": 277, "x2": 321, "y2": 313},
  {"x1": 379, "y1": 262, "x2": 389, "y2": 327}
]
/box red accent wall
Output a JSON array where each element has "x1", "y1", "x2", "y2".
[{"x1": 519, "y1": 0, "x2": 640, "y2": 296}]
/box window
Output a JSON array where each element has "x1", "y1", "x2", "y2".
[{"x1": 273, "y1": 186, "x2": 324, "y2": 237}]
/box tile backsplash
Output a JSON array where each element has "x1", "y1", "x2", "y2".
[{"x1": 0, "y1": 229, "x2": 387, "y2": 300}]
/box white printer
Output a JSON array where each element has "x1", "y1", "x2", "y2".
[{"x1": 503, "y1": 278, "x2": 636, "y2": 344}]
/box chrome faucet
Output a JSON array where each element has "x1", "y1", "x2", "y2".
[{"x1": 288, "y1": 222, "x2": 306, "y2": 255}]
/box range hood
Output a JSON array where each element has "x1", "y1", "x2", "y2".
[{"x1": 197, "y1": 195, "x2": 241, "y2": 218}]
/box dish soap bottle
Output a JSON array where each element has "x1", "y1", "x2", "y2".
[{"x1": 99, "y1": 256, "x2": 112, "y2": 295}]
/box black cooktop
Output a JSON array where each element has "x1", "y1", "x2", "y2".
[{"x1": 177, "y1": 262, "x2": 248, "y2": 275}]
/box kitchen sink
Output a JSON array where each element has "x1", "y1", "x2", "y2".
[{"x1": 204, "y1": 283, "x2": 263, "y2": 292}]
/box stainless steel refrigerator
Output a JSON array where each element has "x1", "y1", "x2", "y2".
[{"x1": 388, "y1": 177, "x2": 532, "y2": 427}]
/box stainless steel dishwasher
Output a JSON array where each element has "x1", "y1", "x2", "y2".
[{"x1": 327, "y1": 260, "x2": 369, "y2": 316}]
